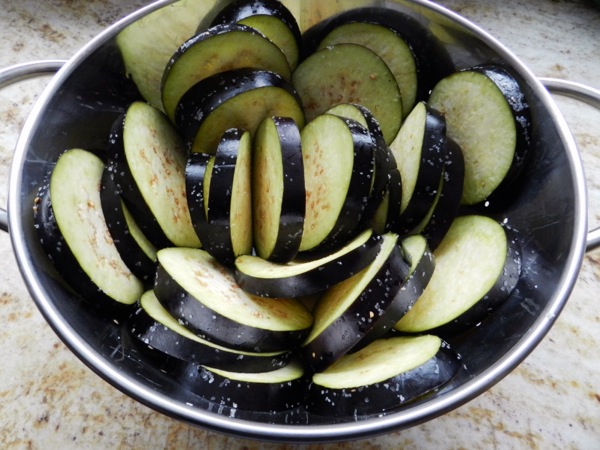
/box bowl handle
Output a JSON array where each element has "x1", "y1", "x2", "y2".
[
  {"x1": 540, "y1": 77, "x2": 600, "y2": 252},
  {"x1": 0, "y1": 60, "x2": 66, "y2": 233}
]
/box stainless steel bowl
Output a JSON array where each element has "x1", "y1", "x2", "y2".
[{"x1": 1, "y1": 0, "x2": 599, "y2": 442}]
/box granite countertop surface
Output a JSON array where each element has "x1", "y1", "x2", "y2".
[{"x1": 0, "y1": 0, "x2": 599, "y2": 448}]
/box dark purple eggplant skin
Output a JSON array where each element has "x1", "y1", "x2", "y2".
[
  {"x1": 256, "y1": 116, "x2": 305, "y2": 263},
  {"x1": 382, "y1": 168, "x2": 404, "y2": 233},
  {"x1": 153, "y1": 262, "x2": 311, "y2": 353},
  {"x1": 308, "y1": 117, "x2": 375, "y2": 253},
  {"x1": 185, "y1": 152, "x2": 213, "y2": 245},
  {"x1": 300, "y1": 240, "x2": 410, "y2": 373},
  {"x1": 100, "y1": 168, "x2": 156, "y2": 283},
  {"x1": 127, "y1": 302, "x2": 294, "y2": 373},
  {"x1": 209, "y1": 0, "x2": 302, "y2": 48},
  {"x1": 180, "y1": 362, "x2": 308, "y2": 412},
  {"x1": 235, "y1": 232, "x2": 384, "y2": 299},
  {"x1": 300, "y1": 7, "x2": 454, "y2": 102},
  {"x1": 432, "y1": 227, "x2": 522, "y2": 338},
  {"x1": 175, "y1": 68, "x2": 303, "y2": 154},
  {"x1": 106, "y1": 114, "x2": 171, "y2": 249},
  {"x1": 201, "y1": 128, "x2": 247, "y2": 267},
  {"x1": 393, "y1": 104, "x2": 447, "y2": 236},
  {"x1": 467, "y1": 65, "x2": 532, "y2": 209},
  {"x1": 305, "y1": 341, "x2": 460, "y2": 417},
  {"x1": 418, "y1": 137, "x2": 465, "y2": 250},
  {"x1": 33, "y1": 181, "x2": 133, "y2": 318}
]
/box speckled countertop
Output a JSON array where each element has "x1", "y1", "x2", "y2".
[{"x1": 0, "y1": 0, "x2": 599, "y2": 448}]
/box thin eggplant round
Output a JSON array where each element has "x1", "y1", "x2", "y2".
[
  {"x1": 161, "y1": 22, "x2": 292, "y2": 122},
  {"x1": 154, "y1": 247, "x2": 313, "y2": 352},
  {"x1": 209, "y1": 0, "x2": 302, "y2": 70},
  {"x1": 300, "y1": 233, "x2": 410, "y2": 373},
  {"x1": 428, "y1": 65, "x2": 531, "y2": 206},
  {"x1": 34, "y1": 150, "x2": 143, "y2": 316},
  {"x1": 199, "y1": 128, "x2": 253, "y2": 267},
  {"x1": 395, "y1": 215, "x2": 521, "y2": 334},
  {"x1": 106, "y1": 114, "x2": 171, "y2": 249},
  {"x1": 181, "y1": 358, "x2": 307, "y2": 412},
  {"x1": 129, "y1": 290, "x2": 294, "y2": 372},
  {"x1": 185, "y1": 152, "x2": 213, "y2": 245},
  {"x1": 299, "y1": 7, "x2": 454, "y2": 104},
  {"x1": 100, "y1": 168, "x2": 157, "y2": 283},
  {"x1": 175, "y1": 68, "x2": 305, "y2": 154},
  {"x1": 235, "y1": 229, "x2": 383, "y2": 298},
  {"x1": 252, "y1": 116, "x2": 305, "y2": 262},
  {"x1": 107, "y1": 101, "x2": 200, "y2": 248},
  {"x1": 390, "y1": 101, "x2": 447, "y2": 236},
  {"x1": 305, "y1": 335, "x2": 460, "y2": 416},
  {"x1": 299, "y1": 114, "x2": 374, "y2": 252},
  {"x1": 411, "y1": 138, "x2": 465, "y2": 250},
  {"x1": 318, "y1": 21, "x2": 418, "y2": 118},
  {"x1": 292, "y1": 43, "x2": 403, "y2": 145}
]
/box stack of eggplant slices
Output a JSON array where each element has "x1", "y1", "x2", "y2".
[{"x1": 35, "y1": 0, "x2": 529, "y2": 417}]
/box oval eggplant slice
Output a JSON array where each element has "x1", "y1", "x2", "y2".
[
  {"x1": 299, "y1": 114, "x2": 374, "y2": 252},
  {"x1": 185, "y1": 152, "x2": 213, "y2": 245},
  {"x1": 325, "y1": 103, "x2": 396, "y2": 228},
  {"x1": 210, "y1": 0, "x2": 302, "y2": 70},
  {"x1": 389, "y1": 101, "x2": 447, "y2": 235},
  {"x1": 129, "y1": 290, "x2": 293, "y2": 372},
  {"x1": 292, "y1": 43, "x2": 403, "y2": 144},
  {"x1": 318, "y1": 21, "x2": 418, "y2": 119},
  {"x1": 176, "y1": 68, "x2": 305, "y2": 155},
  {"x1": 108, "y1": 101, "x2": 201, "y2": 249},
  {"x1": 235, "y1": 229, "x2": 382, "y2": 298},
  {"x1": 428, "y1": 65, "x2": 531, "y2": 205},
  {"x1": 305, "y1": 335, "x2": 460, "y2": 416},
  {"x1": 35, "y1": 149, "x2": 143, "y2": 314},
  {"x1": 300, "y1": 7, "x2": 454, "y2": 106},
  {"x1": 199, "y1": 128, "x2": 253, "y2": 267},
  {"x1": 161, "y1": 22, "x2": 291, "y2": 122},
  {"x1": 395, "y1": 215, "x2": 521, "y2": 334},
  {"x1": 371, "y1": 167, "x2": 403, "y2": 234},
  {"x1": 301, "y1": 233, "x2": 410, "y2": 372},
  {"x1": 100, "y1": 168, "x2": 157, "y2": 283},
  {"x1": 410, "y1": 138, "x2": 465, "y2": 250},
  {"x1": 182, "y1": 358, "x2": 307, "y2": 412},
  {"x1": 154, "y1": 247, "x2": 313, "y2": 352},
  {"x1": 253, "y1": 116, "x2": 305, "y2": 262}
]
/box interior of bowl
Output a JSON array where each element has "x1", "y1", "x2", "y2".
[{"x1": 8, "y1": 0, "x2": 587, "y2": 442}]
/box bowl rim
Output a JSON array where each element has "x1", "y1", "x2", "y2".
[{"x1": 7, "y1": 0, "x2": 588, "y2": 442}]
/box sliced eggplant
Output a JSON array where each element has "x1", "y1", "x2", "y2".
[
  {"x1": 235, "y1": 229, "x2": 382, "y2": 298},
  {"x1": 210, "y1": 0, "x2": 302, "y2": 70},
  {"x1": 252, "y1": 116, "x2": 305, "y2": 262},
  {"x1": 410, "y1": 138, "x2": 465, "y2": 250},
  {"x1": 389, "y1": 101, "x2": 447, "y2": 235},
  {"x1": 395, "y1": 215, "x2": 521, "y2": 334},
  {"x1": 182, "y1": 358, "x2": 307, "y2": 412},
  {"x1": 292, "y1": 43, "x2": 403, "y2": 144},
  {"x1": 300, "y1": 7, "x2": 454, "y2": 105},
  {"x1": 129, "y1": 290, "x2": 293, "y2": 372},
  {"x1": 325, "y1": 103, "x2": 396, "y2": 227},
  {"x1": 34, "y1": 149, "x2": 143, "y2": 314},
  {"x1": 100, "y1": 168, "x2": 157, "y2": 283},
  {"x1": 185, "y1": 152, "x2": 213, "y2": 245},
  {"x1": 107, "y1": 101, "x2": 201, "y2": 249},
  {"x1": 154, "y1": 247, "x2": 313, "y2": 352},
  {"x1": 305, "y1": 335, "x2": 460, "y2": 416},
  {"x1": 116, "y1": 0, "x2": 214, "y2": 110},
  {"x1": 176, "y1": 68, "x2": 305, "y2": 154},
  {"x1": 371, "y1": 167, "x2": 403, "y2": 234},
  {"x1": 199, "y1": 128, "x2": 254, "y2": 267},
  {"x1": 428, "y1": 65, "x2": 531, "y2": 205},
  {"x1": 301, "y1": 232, "x2": 410, "y2": 372},
  {"x1": 299, "y1": 114, "x2": 374, "y2": 252},
  {"x1": 318, "y1": 21, "x2": 418, "y2": 118},
  {"x1": 161, "y1": 22, "x2": 292, "y2": 122}
]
